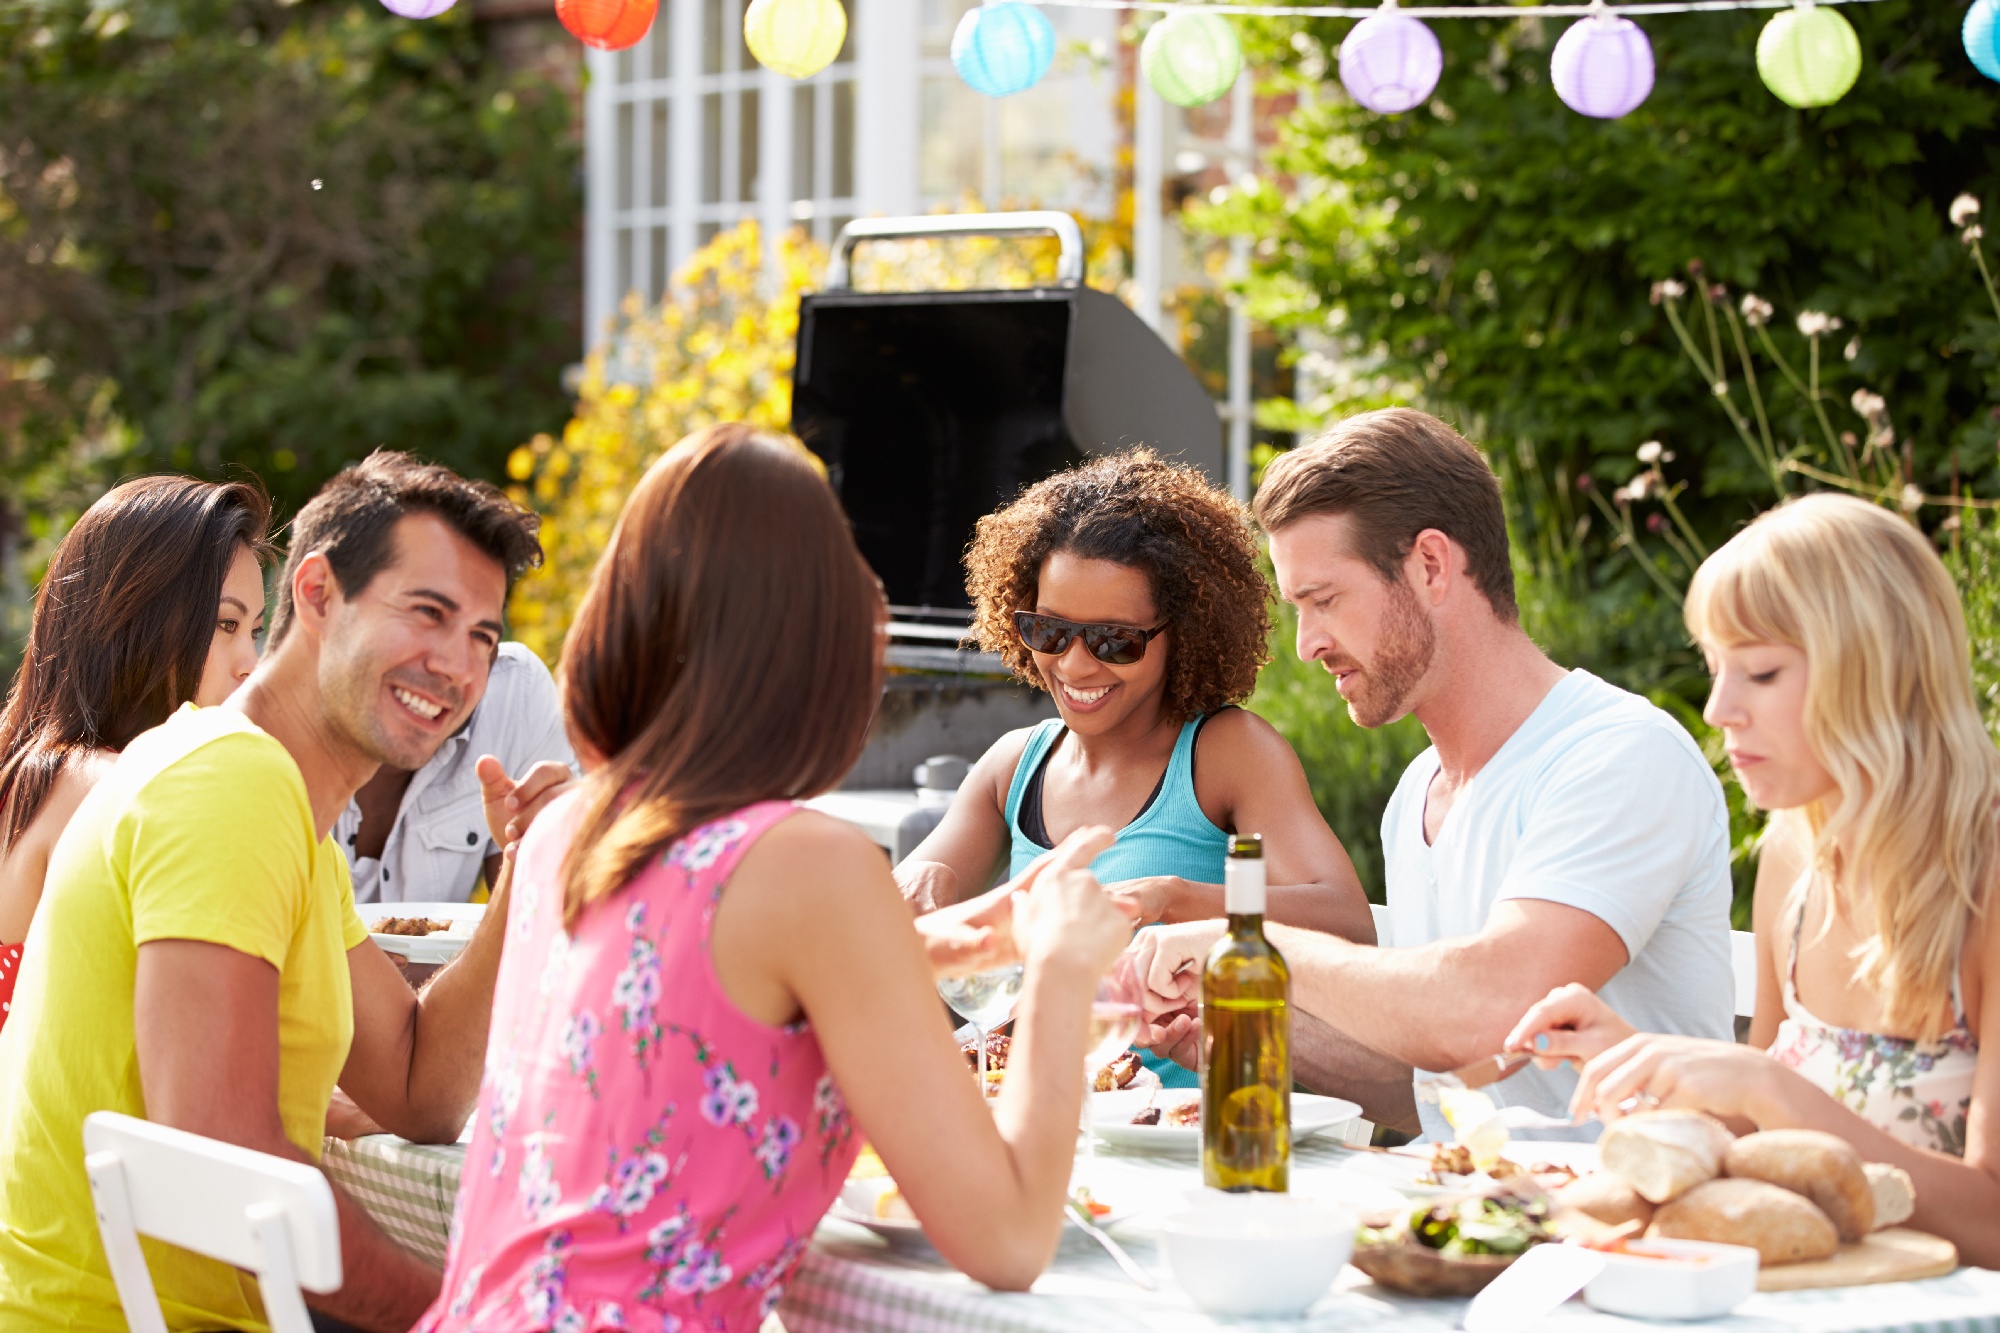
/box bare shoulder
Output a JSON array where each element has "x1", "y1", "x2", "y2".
[
  {"x1": 1193, "y1": 708, "x2": 1304, "y2": 782},
  {"x1": 1752, "y1": 817, "x2": 1807, "y2": 927},
  {"x1": 30, "y1": 748, "x2": 114, "y2": 839},
  {"x1": 735, "y1": 809, "x2": 892, "y2": 895}
]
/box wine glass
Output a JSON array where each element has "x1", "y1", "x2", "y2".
[
  {"x1": 937, "y1": 965, "x2": 1025, "y2": 1097},
  {"x1": 1078, "y1": 951, "x2": 1145, "y2": 1186}
]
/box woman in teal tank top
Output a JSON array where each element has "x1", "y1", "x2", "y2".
[{"x1": 899, "y1": 451, "x2": 1374, "y2": 1087}]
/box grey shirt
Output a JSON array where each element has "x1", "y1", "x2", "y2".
[{"x1": 337, "y1": 642, "x2": 575, "y2": 905}]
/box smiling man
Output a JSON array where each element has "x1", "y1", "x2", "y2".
[
  {"x1": 0, "y1": 452, "x2": 562, "y2": 1332},
  {"x1": 1132, "y1": 409, "x2": 1735, "y2": 1139}
]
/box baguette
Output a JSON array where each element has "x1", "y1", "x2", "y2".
[
  {"x1": 1723, "y1": 1129, "x2": 1874, "y2": 1241},
  {"x1": 1599, "y1": 1109, "x2": 1735, "y2": 1203},
  {"x1": 1553, "y1": 1173, "x2": 1655, "y2": 1230},
  {"x1": 1864, "y1": 1162, "x2": 1916, "y2": 1231},
  {"x1": 1651, "y1": 1177, "x2": 1840, "y2": 1266}
]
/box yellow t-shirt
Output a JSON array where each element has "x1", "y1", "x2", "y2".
[{"x1": 0, "y1": 705, "x2": 369, "y2": 1331}]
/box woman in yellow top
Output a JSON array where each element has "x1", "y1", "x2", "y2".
[
  {"x1": 1508, "y1": 494, "x2": 1999, "y2": 1268},
  {"x1": 0, "y1": 476, "x2": 273, "y2": 1031}
]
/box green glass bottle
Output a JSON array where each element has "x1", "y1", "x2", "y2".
[{"x1": 1201, "y1": 833, "x2": 1291, "y2": 1192}]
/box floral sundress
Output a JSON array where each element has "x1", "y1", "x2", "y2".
[
  {"x1": 417, "y1": 796, "x2": 859, "y2": 1333},
  {"x1": 1768, "y1": 879, "x2": 1979, "y2": 1157}
]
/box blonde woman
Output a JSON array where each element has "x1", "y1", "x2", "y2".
[{"x1": 1506, "y1": 494, "x2": 1998, "y2": 1266}]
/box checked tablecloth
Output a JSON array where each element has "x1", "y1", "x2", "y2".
[{"x1": 325, "y1": 1133, "x2": 2000, "y2": 1333}]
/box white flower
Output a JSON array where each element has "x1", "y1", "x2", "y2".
[
  {"x1": 1614, "y1": 474, "x2": 1654, "y2": 504},
  {"x1": 1952, "y1": 193, "x2": 1982, "y2": 227},
  {"x1": 1796, "y1": 311, "x2": 1843, "y2": 337},
  {"x1": 1636, "y1": 440, "x2": 1664, "y2": 464},
  {"x1": 1901, "y1": 484, "x2": 1924, "y2": 514},
  {"x1": 1652, "y1": 278, "x2": 1687, "y2": 303},
  {"x1": 1965, "y1": 224, "x2": 1986, "y2": 245},
  {"x1": 1739, "y1": 293, "x2": 1773, "y2": 327},
  {"x1": 1851, "y1": 388, "x2": 1887, "y2": 420},
  {"x1": 1844, "y1": 337, "x2": 1861, "y2": 363}
]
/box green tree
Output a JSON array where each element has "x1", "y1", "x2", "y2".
[{"x1": 0, "y1": 0, "x2": 580, "y2": 522}]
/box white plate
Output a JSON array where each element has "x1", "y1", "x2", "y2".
[
  {"x1": 1089, "y1": 1092, "x2": 1362, "y2": 1153},
  {"x1": 365, "y1": 901, "x2": 486, "y2": 965},
  {"x1": 828, "y1": 1177, "x2": 1135, "y2": 1241},
  {"x1": 1334, "y1": 1140, "x2": 1601, "y2": 1197}
]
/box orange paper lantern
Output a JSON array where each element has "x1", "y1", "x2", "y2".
[{"x1": 557, "y1": 0, "x2": 656, "y2": 50}]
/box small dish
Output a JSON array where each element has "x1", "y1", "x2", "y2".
[
  {"x1": 1160, "y1": 1192, "x2": 1353, "y2": 1317},
  {"x1": 1089, "y1": 1092, "x2": 1361, "y2": 1153},
  {"x1": 1582, "y1": 1238, "x2": 1760, "y2": 1320},
  {"x1": 366, "y1": 902, "x2": 485, "y2": 966}
]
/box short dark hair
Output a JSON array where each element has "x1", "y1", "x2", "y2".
[
  {"x1": 268, "y1": 450, "x2": 543, "y2": 645},
  {"x1": 1253, "y1": 408, "x2": 1517, "y2": 622},
  {"x1": 0, "y1": 475, "x2": 275, "y2": 850}
]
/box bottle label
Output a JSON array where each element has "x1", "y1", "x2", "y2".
[{"x1": 1224, "y1": 856, "x2": 1265, "y2": 915}]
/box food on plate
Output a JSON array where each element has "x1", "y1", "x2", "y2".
[
  {"x1": 1722, "y1": 1129, "x2": 1874, "y2": 1241},
  {"x1": 1650, "y1": 1177, "x2": 1839, "y2": 1266},
  {"x1": 1131, "y1": 1098, "x2": 1200, "y2": 1127},
  {"x1": 1093, "y1": 1050, "x2": 1142, "y2": 1092},
  {"x1": 1422, "y1": 1143, "x2": 1475, "y2": 1182},
  {"x1": 1130, "y1": 1106, "x2": 1161, "y2": 1126},
  {"x1": 1864, "y1": 1162, "x2": 1916, "y2": 1231},
  {"x1": 961, "y1": 1031, "x2": 1011, "y2": 1071},
  {"x1": 1435, "y1": 1087, "x2": 1508, "y2": 1171},
  {"x1": 1068, "y1": 1186, "x2": 1113, "y2": 1220},
  {"x1": 370, "y1": 916, "x2": 452, "y2": 936},
  {"x1": 1598, "y1": 1109, "x2": 1735, "y2": 1203},
  {"x1": 1352, "y1": 1183, "x2": 1555, "y2": 1297},
  {"x1": 873, "y1": 1186, "x2": 916, "y2": 1222},
  {"x1": 1555, "y1": 1171, "x2": 1656, "y2": 1230}
]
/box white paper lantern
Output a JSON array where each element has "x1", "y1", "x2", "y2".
[
  {"x1": 1551, "y1": 12, "x2": 1655, "y2": 119},
  {"x1": 1338, "y1": 8, "x2": 1442, "y2": 115}
]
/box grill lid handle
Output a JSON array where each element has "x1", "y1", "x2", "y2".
[{"x1": 824, "y1": 211, "x2": 1085, "y2": 290}]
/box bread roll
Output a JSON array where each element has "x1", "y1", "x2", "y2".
[
  {"x1": 1652, "y1": 1178, "x2": 1840, "y2": 1265},
  {"x1": 1553, "y1": 1173, "x2": 1656, "y2": 1229},
  {"x1": 1723, "y1": 1130, "x2": 1874, "y2": 1241},
  {"x1": 1599, "y1": 1109, "x2": 1735, "y2": 1203},
  {"x1": 1864, "y1": 1162, "x2": 1916, "y2": 1230}
]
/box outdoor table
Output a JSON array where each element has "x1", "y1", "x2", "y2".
[{"x1": 325, "y1": 1132, "x2": 2000, "y2": 1332}]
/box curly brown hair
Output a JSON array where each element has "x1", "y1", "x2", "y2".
[{"x1": 965, "y1": 450, "x2": 1272, "y2": 723}]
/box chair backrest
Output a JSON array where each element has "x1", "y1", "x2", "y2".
[
  {"x1": 82, "y1": 1111, "x2": 341, "y2": 1333},
  {"x1": 1366, "y1": 904, "x2": 1759, "y2": 1020}
]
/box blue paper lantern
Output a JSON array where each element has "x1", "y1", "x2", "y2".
[
  {"x1": 1338, "y1": 8, "x2": 1442, "y2": 115},
  {"x1": 1967, "y1": 0, "x2": 2000, "y2": 83},
  {"x1": 952, "y1": 2, "x2": 1056, "y2": 99}
]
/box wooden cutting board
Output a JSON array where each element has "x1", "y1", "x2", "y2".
[{"x1": 1756, "y1": 1228, "x2": 1958, "y2": 1291}]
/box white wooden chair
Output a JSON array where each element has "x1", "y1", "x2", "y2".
[{"x1": 83, "y1": 1111, "x2": 342, "y2": 1333}]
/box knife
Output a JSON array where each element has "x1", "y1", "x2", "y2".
[{"x1": 1413, "y1": 1051, "x2": 1533, "y2": 1103}]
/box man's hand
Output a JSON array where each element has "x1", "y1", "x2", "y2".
[
  {"x1": 477, "y1": 755, "x2": 572, "y2": 850},
  {"x1": 1504, "y1": 982, "x2": 1638, "y2": 1070},
  {"x1": 1129, "y1": 920, "x2": 1224, "y2": 1020}
]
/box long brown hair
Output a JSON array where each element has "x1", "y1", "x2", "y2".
[
  {"x1": 558, "y1": 424, "x2": 884, "y2": 923},
  {"x1": 0, "y1": 475, "x2": 275, "y2": 851}
]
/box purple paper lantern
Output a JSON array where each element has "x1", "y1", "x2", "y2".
[
  {"x1": 1551, "y1": 13, "x2": 1654, "y2": 119},
  {"x1": 1338, "y1": 9, "x2": 1442, "y2": 115},
  {"x1": 380, "y1": 0, "x2": 456, "y2": 18}
]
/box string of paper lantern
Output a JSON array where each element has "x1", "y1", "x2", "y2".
[
  {"x1": 555, "y1": 0, "x2": 656, "y2": 50},
  {"x1": 954, "y1": 1, "x2": 1060, "y2": 97},
  {"x1": 744, "y1": 0, "x2": 849, "y2": 78}
]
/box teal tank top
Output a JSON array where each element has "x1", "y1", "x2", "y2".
[{"x1": 1003, "y1": 714, "x2": 1229, "y2": 1090}]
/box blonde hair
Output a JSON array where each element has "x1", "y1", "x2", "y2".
[{"x1": 1685, "y1": 494, "x2": 1997, "y2": 1039}]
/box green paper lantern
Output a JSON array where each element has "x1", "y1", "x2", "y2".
[
  {"x1": 744, "y1": 0, "x2": 847, "y2": 79},
  {"x1": 1756, "y1": 2, "x2": 1861, "y2": 108},
  {"x1": 1140, "y1": 11, "x2": 1241, "y2": 108}
]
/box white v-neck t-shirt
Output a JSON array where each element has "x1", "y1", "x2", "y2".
[{"x1": 1381, "y1": 669, "x2": 1735, "y2": 1140}]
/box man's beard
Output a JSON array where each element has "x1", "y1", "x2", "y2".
[{"x1": 1335, "y1": 580, "x2": 1436, "y2": 729}]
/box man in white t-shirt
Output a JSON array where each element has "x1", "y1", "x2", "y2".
[{"x1": 1132, "y1": 408, "x2": 1734, "y2": 1138}]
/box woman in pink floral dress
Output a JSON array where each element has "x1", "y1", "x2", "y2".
[
  {"x1": 420, "y1": 425, "x2": 1135, "y2": 1332},
  {"x1": 1507, "y1": 496, "x2": 1999, "y2": 1267}
]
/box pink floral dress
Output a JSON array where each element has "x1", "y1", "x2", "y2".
[{"x1": 417, "y1": 797, "x2": 859, "y2": 1333}]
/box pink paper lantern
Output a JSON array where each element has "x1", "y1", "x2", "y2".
[
  {"x1": 1338, "y1": 9, "x2": 1442, "y2": 115},
  {"x1": 379, "y1": 0, "x2": 456, "y2": 17},
  {"x1": 1551, "y1": 13, "x2": 1655, "y2": 119}
]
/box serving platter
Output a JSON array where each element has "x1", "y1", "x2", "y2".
[
  {"x1": 1331, "y1": 1140, "x2": 1601, "y2": 1197},
  {"x1": 365, "y1": 901, "x2": 486, "y2": 965},
  {"x1": 1088, "y1": 1091, "x2": 1362, "y2": 1153}
]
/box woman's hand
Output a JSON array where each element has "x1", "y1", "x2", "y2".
[
  {"x1": 915, "y1": 882, "x2": 1016, "y2": 977},
  {"x1": 1106, "y1": 875, "x2": 1183, "y2": 927},
  {"x1": 1504, "y1": 983, "x2": 1638, "y2": 1068},
  {"x1": 1010, "y1": 826, "x2": 1134, "y2": 976},
  {"x1": 1571, "y1": 1032, "x2": 1789, "y2": 1126}
]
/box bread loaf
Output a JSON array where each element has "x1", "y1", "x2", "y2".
[
  {"x1": 1651, "y1": 1178, "x2": 1840, "y2": 1266},
  {"x1": 1599, "y1": 1109, "x2": 1735, "y2": 1203},
  {"x1": 1723, "y1": 1129, "x2": 1874, "y2": 1241},
  {"x1": 1864, "y1": 1162, "x2": 1916, "y2": 1230},
  {"x1": 1553, "y1": 1173, "x2": 1656, "y2": 1229}
]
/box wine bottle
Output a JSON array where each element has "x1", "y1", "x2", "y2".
[{"x1": 1200, "y1": 833, "x2": 1291, "y2": 1192}]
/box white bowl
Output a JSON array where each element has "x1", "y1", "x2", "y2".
[
  {"x1": 1160, "y1": 1193, "x2": 1353, "y2": 1318},
  {"x1": 1582, "y1": 1238, "x2": 1760, "y2": 1320}
]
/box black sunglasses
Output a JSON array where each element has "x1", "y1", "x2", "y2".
[{"x1": 1013, "y1": 611, "x2": 1167, "y2": 666}]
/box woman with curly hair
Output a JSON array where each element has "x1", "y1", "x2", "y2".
[{"x1": 899, "y1": 450, "x2": 1373, "y2": 1086}]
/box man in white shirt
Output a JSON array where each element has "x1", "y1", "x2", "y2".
[
  {"x1": 1133, "y1": 408, "x2": 1734, "y2": 1138},
  {"x1": 337, "y1": 641, "x2": 575, "y2": 904}
]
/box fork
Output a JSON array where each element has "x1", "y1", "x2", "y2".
[{"x1": 1063, "y1": 1199, "x2": 1155, "y2": 1290}]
